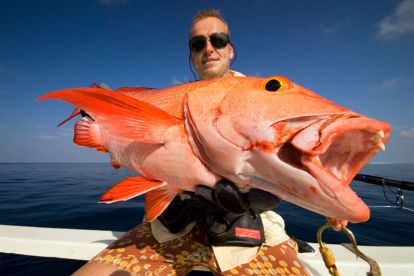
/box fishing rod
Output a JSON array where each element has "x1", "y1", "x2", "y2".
[
  {"x1": 354, "y1": 174, "x2": 414, "y2": 191},
  {"x1": 354, "y1": 174, "x2": 414, "y2": 212}
]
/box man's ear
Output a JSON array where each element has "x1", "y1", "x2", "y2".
[{"x1": 229, "y1": 43, "x2": 235, "y2": 59}]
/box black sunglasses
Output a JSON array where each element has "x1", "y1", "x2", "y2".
[{"x1": 189, "y1": 32, "x2": 230, "y2": 52}]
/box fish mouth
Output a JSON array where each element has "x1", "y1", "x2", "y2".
[{"x1": 275, "y1": 114, "x2": 391, "y2": 222}]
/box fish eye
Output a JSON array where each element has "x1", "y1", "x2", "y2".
[
  {"x1": 260, "y1": 76, "x2": 293, "y2": 92},
  {"x1": 264, "y1": 79, "x2": 281, "y2": 92}
]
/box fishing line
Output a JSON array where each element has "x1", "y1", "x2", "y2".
[
  {"x1": 367, "y1": 182, "x2": 414, "y2": 213},
  {"x1": 368, "y1": 205, "x2": 414, "y2": 214},
  {"x1": 381, "y1": 183, "x2": 406, "y2": 209},
  {"x1": 189, "y1": 54, "x2": 197, "y2": 81},
  {"x1": 355, "y1": 174, "x2": 414, "y2": 214},
  {"x1": 383, "y1": 183, "x2": 398, "y2": 205},
  {"x1": 230, "y1": 43, "x2": 238, "y2": 67}
]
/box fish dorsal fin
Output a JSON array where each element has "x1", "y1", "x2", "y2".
[
  {"x1": 37, "y1": 88, "x2": 180, "y2": 144},
  {"x1": 145, "y1": 188, "x2": 177, "y2": 221},
  {"x1": 99, "y1": 176, "x2": 167, "y2": 203},
  {"x1": 114, "y1": 87, "x2": 153, "y2": 94},
  {"x1": 56, "y1": 87, "x2": 153, "y2": 127},
  {"x1": 57, "y1": 108, "x2": 81, "y2": 127}
]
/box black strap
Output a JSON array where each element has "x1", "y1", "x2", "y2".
[{"x1": 159, "y1": 180, "x2": 281, "y2": 247}]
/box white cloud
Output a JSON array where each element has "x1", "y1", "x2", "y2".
[
  {"x1": 0, "y1": 65, "x2": 11, "y2": 75},
  {"x1": 376, "y1": 0, "x2": 414, "y2": 40},
  {"x1": 320, "y1": 24, "x2": 338, "y2": 35},
  {"x1": 34, "y1": 126, "x2": 73, "y2": 141},
  {"x1": 319, "y1": 18, "x2": 352, "y2": 36},
  {"x1": 379, "y1": 77, "x2": 412, "y2": 89},
  {"x1": 34, "y1": 135, "x2": 59, "y2": 141},
  {"x1": 369, "y1": 77, "x2": 414, "y2": 93},
  {"x1": 400, "y1": 128, "x2": 414, "y2": 138},
  {"x1": 172, "y1": 76, "x2": 182, "y2": 85},
  {"x1": 320, "y1": 19, "x2": 350, "y2": 35},
  {"x1": 58, "y1": 127, "x2": 73, "y2": 137},
  {"x1": 171, "y1": 75, "x2": 190, "y2": 85}
]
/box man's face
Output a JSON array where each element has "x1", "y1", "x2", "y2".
[{"x1": 189, "y1": 17, "x2": 234, "y2": 80}]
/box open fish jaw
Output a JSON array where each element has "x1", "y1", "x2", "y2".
[
  {"x1": 301, "y1": 115, "x2": 389, "y2": 183},
  {"x1": 274, "y1": 115, "x2": 391, "y2": 222}
]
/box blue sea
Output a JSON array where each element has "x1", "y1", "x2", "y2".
[{"x1": 0, "y1": 163, "x2": 413, "y2": 275}]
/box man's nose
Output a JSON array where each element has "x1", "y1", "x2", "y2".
[{"x1": 204, "y1": 40, "x2": 215, "y2": 53}]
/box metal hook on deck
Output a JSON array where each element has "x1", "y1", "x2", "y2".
[
  {"x1": 317, "y1": 223, "x2": 359, "y2": 256},
  {"x1": 317, "y1": 223, "x2": 339, "y2": 275},
  {"x1": 317, "y1": 223, "x2": 381, "y2": 276}
]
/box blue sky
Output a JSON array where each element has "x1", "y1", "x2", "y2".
[{"x1": 1, "y1": 0, "x2": 413, "y2": 163}]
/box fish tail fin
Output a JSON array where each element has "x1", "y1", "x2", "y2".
[
  {"x1": 37, "y1": 88, "x2": 179, "y2": 143},
  {"x1": 99, "y1": 177, "x2": 167, "y2": 203}
]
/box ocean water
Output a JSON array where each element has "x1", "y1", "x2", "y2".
[{"x1": 0, "y1": 163, "x2": 413, "y2": 275}]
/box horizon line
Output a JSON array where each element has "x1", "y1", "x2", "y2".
[{"x1": 1, "y1": 161, "x2": 414, "y2": 165}]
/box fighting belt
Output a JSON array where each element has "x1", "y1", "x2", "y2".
[{"x1": 159, "y1": 180, "x2": 280, "y2": 247}]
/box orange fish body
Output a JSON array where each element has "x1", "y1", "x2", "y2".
[{"x1": 37, "y1": 76, "x2": 391, "y2": 225}]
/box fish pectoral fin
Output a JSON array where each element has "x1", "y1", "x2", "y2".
[
  {"x1": 99, "y1": 176, "x2": 167, "y2": 203},
  {"x1": 37, "y1": 88, "x2": 179, "y2": 144},
  {"x1": 74, "y1": 117, "x2": 108, "y2": 152},
  {"x1": 145, "y1": 188, "x2": 177, "y2": 222}
]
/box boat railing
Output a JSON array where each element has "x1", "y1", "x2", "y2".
[{"x1": 1, "y1": 224, "x2": 413, "y2": 275}]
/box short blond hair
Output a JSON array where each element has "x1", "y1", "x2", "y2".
[{"x1": 189, "y1": 9, "x2": 230, "y2": 36}]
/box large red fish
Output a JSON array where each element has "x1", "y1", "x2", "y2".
[{"x1": 37, "y1": 76, "x2": 391, "y2": 226}]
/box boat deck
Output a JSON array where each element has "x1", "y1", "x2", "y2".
[{"x1": 1, "y1": 224, "x2": 413, "y2": 275}]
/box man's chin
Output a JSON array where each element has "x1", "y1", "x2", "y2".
[{"x1": 200, "y1": 67, "x2": 222, "y2": 79}]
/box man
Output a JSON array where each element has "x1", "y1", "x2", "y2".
[
  {"x1": 74, "y1": 10, "x2": 309, "y2": 275},
  {"x1": 184, "y1": 9, "x2": 310, "y2": 275},
  {"x1": 188, "y1": 10, "x2": 242, "y2": 80}
]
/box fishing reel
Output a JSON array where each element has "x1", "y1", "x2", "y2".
[
  {"x1": 395, "y1": 189, "x2": 404, "y2": 209},
  {"x1": 355, "y1": 174, "x2": 413, "y2": 213}
]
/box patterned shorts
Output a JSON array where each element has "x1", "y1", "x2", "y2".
[{"x1": 90, "y1": 222, "x2": 310, "y2": 275}]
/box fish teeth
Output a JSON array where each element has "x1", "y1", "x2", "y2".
[
  {"x1": 371, "y1": 135, "x2": 381, "y2": 143},
  {"x1": 372, "y1": 130, "x2": 385, "y2": 143},
  {"x1": 372, "y1": 130, "x2": 386, "y2": 151}
]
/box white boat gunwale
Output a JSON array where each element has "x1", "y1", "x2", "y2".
[{"x1": 1, "y1": 224, "x2": 413, "y2": 275}]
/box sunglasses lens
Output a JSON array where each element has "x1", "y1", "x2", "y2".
[
  {"x1": 210, "y1": 33, "x2": 229, "y2": 49},
  {"x1": 189, "y1": 33, "x2": 229, "y2": 52},
  {"x1": 189, "y1": 36, "x2": 207, "y2": 52}
]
